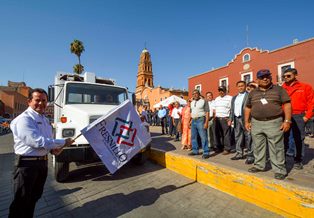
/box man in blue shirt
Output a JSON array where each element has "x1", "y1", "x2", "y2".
[{"x1": 158, "y1": 105, "x2": 168, "y2": 135}]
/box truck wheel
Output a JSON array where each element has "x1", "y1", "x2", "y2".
[
  {"x1": 55, "y1": 161, "x2": 69, "y2": 182},
  {"x1": 131, "y1": 146, "x2": 151, "y2": 165}
]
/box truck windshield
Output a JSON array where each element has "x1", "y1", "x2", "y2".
[{"x1": 65, "y1": 83, "x2": 127, "y2": 105}]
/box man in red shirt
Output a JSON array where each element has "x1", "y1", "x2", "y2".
[{"x1": 282, "y1": 68, "x2": 314, "y2": 169}]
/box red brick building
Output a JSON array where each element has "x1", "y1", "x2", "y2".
[
  {"x1": 188, "y1": 38, "x2": 314, "y2": 97},
  {"x1": 0, "y1": 81, "x2": 31, "y2": 118}
]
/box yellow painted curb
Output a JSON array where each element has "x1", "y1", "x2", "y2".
[{"x1": 149, "y1": 148, "x2": 314, "y2": 218}]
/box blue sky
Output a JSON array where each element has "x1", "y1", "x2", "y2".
[{"x1": 1, "y1": 0, "x2": 314, "y2": 92}]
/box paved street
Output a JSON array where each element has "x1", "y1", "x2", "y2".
[{"x1": 0, "y1": 133, "x2": 280, "y2": 218}]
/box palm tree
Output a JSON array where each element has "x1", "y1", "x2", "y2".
[
  {"x1": 70, "y1": 39, "x2": 85, "y2": 74},
  {"x1": 73, "y1": 64, "x2": 84, "y2": 75}
]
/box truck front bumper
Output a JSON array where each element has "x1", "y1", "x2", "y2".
[{"x1": 55, "y1": 145, "x2": 99, "y2": 162}]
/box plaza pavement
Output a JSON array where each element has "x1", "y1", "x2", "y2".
[
  {"x1": 148, "y1": 126, "x2": 314, "y2": 217},
  {"x1": 0, "y1": 132, "x2": 280, "y2": 218}
]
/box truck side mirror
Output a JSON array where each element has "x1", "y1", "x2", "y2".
[
  {"x1": 132, "y1": 93, "x2": 136, "y2": 106},
  {"x1": 48, "y1": 86, "x2": 54, "y2": 102}
]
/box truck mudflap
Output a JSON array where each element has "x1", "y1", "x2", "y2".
[{"x1": 55, "y1": 145, "x2": 99, "y2": 162}]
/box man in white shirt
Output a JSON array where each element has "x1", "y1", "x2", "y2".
[
  {"x1": 229, "y1": 81, "x2": 252, "y2": 162},
  {"x1": 206, "y1": 92, "x2": 215, "y2": 151},
  {"x1": 172, "y1": 101, "x2": 183, "y2": 141},
  {"x1": 9, "y1": 88, "x2": 74, "y2": 218},
  {"x1": 212, "y1": 86, "x2": 233, "y2": 154}
]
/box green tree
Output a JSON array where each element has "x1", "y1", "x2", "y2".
[
  {"x1": 70, "y1": 39, "x2": 85, "y2": 74},
  {"x1": 73, "y1": 64, "x2": 84, "y2": 74}
]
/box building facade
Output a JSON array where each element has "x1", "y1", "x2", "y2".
[
  {"x1": 188, "y1": 38, "x2": 314, "y2": 97},
  {"x1": 0, "y1": 81, "x2": 31, "y2": 118},
  {"x1": 135, "y1": 48, "x2": 188, "y2": 111}
]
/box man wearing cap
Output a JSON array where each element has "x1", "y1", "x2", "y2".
[
  {"x1": 189, "y1": 89, "x2": 210, "y2": 159},
  {"x1": 282, "y1": 68, "x2": 314, "y2": 170},
  {"x1": 212, "y1": 86, "x2": 233, "y2": 154},
  {"x1": 245, "y1": 69, "x2": 291, "y2": 180}
]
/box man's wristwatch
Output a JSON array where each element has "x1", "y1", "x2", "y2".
[{"x1": 284, "y1": 119, "x2": 292, "y2": 123}]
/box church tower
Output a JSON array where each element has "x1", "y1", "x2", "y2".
[{"x1": 135, "y1": 48, "x2": 154, "y2": 98}]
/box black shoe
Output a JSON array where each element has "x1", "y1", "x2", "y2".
[
  {"x1": 274, "y1": 173, "x2": 286, "y2": 180},
  {"x1": 230, "y1": 149, "x2": 236, "y2": 154},
  {"x1": 222, "y1": 150, "x2": 231, "y2": 155},
  {"x1": 293, "y1": 162, "x2": 303, "y2": 170},
  {"x1": 188, "y1": 151, "x2": 199, "y2": 156},
  {"x1": 231, "y1": 153, "x2": 243, "y2": 160},
  {"x1": 248, "y1": 167, "x2": 264, "y2": 173},
  {"x1": 202, "y1": 154, "x2": 210, "y2": 159},
  {"x1": 245, "y1": 158, "x2": 254, "y2": 165},
  {"x1": 214, "y1": 149, "x2": 223, "y2": 154}
]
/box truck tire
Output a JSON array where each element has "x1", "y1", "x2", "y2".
[
  {"x1": 55, "y1": 161, "x2": 69, "y2": 182},
  {"x1": 131, "y1": 146, "x2": 151, "y2": 165}
]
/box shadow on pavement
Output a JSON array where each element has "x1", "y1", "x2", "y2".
[
  {"x1": 71, "y1": 181, "x2": 196, "y2": 217},
  {"x1": 63, "y1": 160, "x2": 163, "y2": 183},
  {"x1": 55, "y1": 187, "x2": 83, "y2": 196},
  {"x1": 150, "y1": 132, "x2": 177, "y2": 152}
]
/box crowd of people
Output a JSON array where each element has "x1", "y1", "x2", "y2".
[{"x1": 148, "y1": 68, "x2": 314, "y2": 180}]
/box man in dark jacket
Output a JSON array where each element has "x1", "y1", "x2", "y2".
[{"x1": 229, "y1": 81, "x2": 253, "y2": 163}]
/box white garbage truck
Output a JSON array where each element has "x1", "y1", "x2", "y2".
[{"x1": 48, "y1": 72, "x2": 149, "y2": 182}]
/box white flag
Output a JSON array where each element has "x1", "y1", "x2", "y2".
[{"x1": 81, "y1": 100, "x2": 151, "y2": 174}]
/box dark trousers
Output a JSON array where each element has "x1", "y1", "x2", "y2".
[
  {"x1": 174, "y1": 118, "x2": 181, "y2": 140},
  {"x1": 214, "y1": 117, "x2": 231, "y2": 151},
  {"x1": 9, "y1": 160, "x2": 48, "y2": 218},
  {"x1": 168, "y1": 117, "x2": 175, "y2": 136},
  {"x1": 234, "y1": 116, "x2": 252, "y2": 156},
  {"x1": 284, "y1": 114, "x2": 305, "y2": 163},
  {"x1": 160, "y1": 117, "x2": 168, "y2": 134}
]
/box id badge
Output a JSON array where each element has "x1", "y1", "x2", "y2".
[{"x1": 260, "y1": 98, "x2": 268, "y2": 105}]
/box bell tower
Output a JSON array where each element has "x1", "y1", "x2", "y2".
[{"x1": 135, "y1": 48, "x2": 154, "y2": 98}]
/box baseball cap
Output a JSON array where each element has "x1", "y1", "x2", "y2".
[
  {"x1": 256, "y1": 69, "x2": 271, "y2": 78},
  {"x1": 218, "y1": 86, "x2": 226, "y2": 92},
  {"x1": 283, "y1": 68, "x2": 298, "y2": 75}
]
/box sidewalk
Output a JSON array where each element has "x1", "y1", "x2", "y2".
[{"x1": 148, "y1": 126, "x2": 314, "y2": 218}]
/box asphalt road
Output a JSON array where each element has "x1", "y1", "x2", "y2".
[{"x1": 0, "y1": 133, "x2": 280, "y2": 218}]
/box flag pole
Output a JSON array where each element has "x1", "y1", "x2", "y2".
[{"x1": 73, "y1": 133, "x2": 82, "y2": 141}]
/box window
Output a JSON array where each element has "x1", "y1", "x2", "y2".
[
  {"x1": 65, "y1": 83, "x2": 127, "y2": 105},
  {"x1": 241, "y1": 72, "x2": 253, "y2": 84},
  {"x1": 195, "y1": 84, "x2": 202, "y2": 93},
  {"x1": 277, "y1": 61, "x2": 295, "y2": 83},
  {"x1": 243, "y1": 53, "x2": 250, "y2": 62},
  {"x1": 219, "y1": 77, "x2": 229, "y2": 91}
]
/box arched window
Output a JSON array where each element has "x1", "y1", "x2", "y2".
[{"x1": 243, "y1": 53, "x2": 250, "y2": 62}]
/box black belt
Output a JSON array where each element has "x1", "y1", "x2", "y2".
[
  {"x1": 19, "y1": 155, "x2": 48, "y2": 161},
  {"x1": 253, "y1": 115, "x2": 282, "y2": 121},
  {"x1": 192, "y1": 116, "x2": 205, "y2": 120},
  {"x1": 217, "y1": 117, "x2": 229, "y2": 119}
]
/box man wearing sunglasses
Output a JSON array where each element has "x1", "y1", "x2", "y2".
[
  {"x1": 282, "y1": 68, "x2": 314, "y2": 170},
  {"x1": 245, "y1": 69, "x2": 291, "y2": 180}
]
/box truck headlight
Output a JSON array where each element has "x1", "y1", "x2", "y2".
[{"x1": 62, "y1": 128, "x2": 75, "y2": 137}]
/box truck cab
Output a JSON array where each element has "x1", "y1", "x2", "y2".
[{"x1": 49, "y1": 72, "x2": 147, "y2": 182}]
